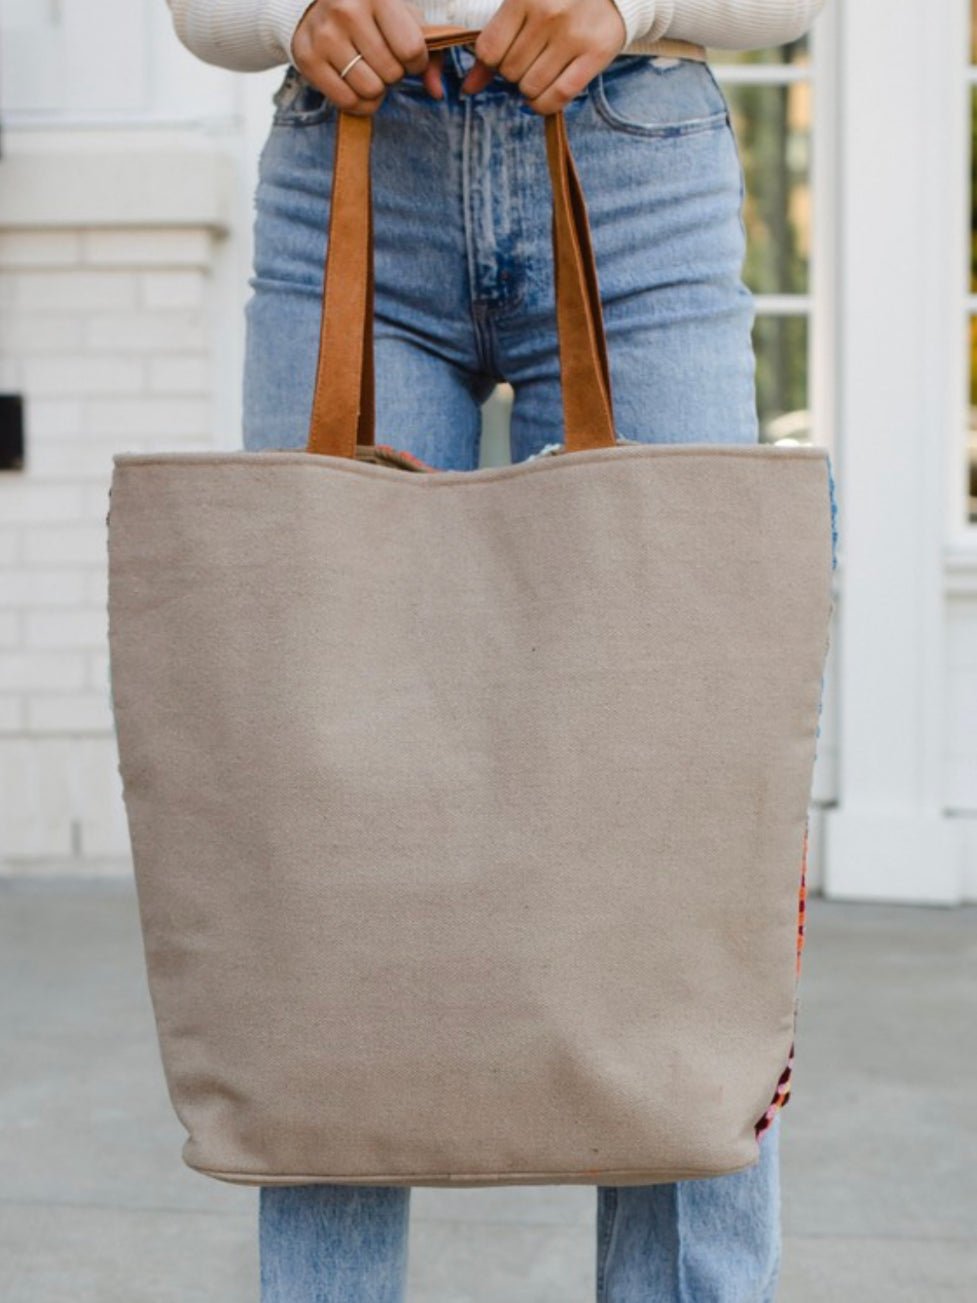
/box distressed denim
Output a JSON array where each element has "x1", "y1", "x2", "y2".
[{"x1": 244, "y1": 43, "x2": 780, "y2": 1303}]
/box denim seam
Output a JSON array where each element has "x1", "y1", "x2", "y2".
[
  {"x1": 472, "y1": 307, "x2": 507, "y2": 384},
  {"x1": 272, "y1": 108, "x2": 335, "y2": 128},
  {"x1": 461, "y1": 102, "x2": 532, "y2": 325},
  {"x1": 674, "y1": 1182, "x2": 691, "y2": 1303},
  {"x1": 271, "y1": 66, "x2": 335, "y2": 128},
  {"x1": 459, "y1": 95, "x2": 485, "y2": 362},
  {"x1": 700, "y1": 59, "x2": 735, "y2": 122},
  {"x1": 591, "y1": 74, "x2": 728, "y2": 139},
  {"x1": 595, "y1": 1187, "x2": 620, "y2": 1303}
]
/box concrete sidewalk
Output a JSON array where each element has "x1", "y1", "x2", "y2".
[{"x1": 1, "y1": 879, "x2": 974, "y2": 1302}]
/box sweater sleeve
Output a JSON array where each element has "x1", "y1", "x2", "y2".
[
  {"x1": 163, "y1": 0, "x2": 828, "y2": 74},
  {"x1": 165, "y1": 0, "x2": 313, "y2": 71},
  {"x1": 616, "y1": 0, "x2": 827, "y2": 52}
]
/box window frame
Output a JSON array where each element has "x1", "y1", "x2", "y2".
[{"x1": 710, "y1": 7, "x2": 837, "y2": 464}]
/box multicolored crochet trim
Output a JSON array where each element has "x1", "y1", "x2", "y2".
[
  {"x1": 354, "y1": 444, "x2": 444, "y2": 472},
  {"x1": 754, "y1": 453, "x2": 835, "y2": 1139},
  {"x1": 754, "y1": 818, "x2": 809, "y2": 1138}
]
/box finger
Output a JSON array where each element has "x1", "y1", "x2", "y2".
[
  {"x1": 459, "y1": 59, "x2": 496, "y2": 96},
  {"x1": 517, "y1": 40, "x2": 575, "y2": 104},
  {"x1": 423, "y1": 48, "x2": 445, "y2": 99},
  {"x1": 466, "y1": 0, "x2": 525, "y2": 84},
  {"x1": 495, "y1": 23, "x2": 548, "y2": 86},
  {"x1": 374, "y1": 0, "x2": 429, "y2": 76},
  {"x1": 345, "y1": 18, "x2": 410, "y2": 85},
  {"x1": 524, "y1": 52, "x2": 599, "y2": 115},
  {"x1": 314, "y1": 59, "x2": 388, "y2": 115}
]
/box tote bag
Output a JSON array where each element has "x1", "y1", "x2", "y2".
[{"x1": 106, "y1": 28, "x2": 836, "y2": 1188}]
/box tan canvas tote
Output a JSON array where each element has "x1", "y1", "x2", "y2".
[{"x1": 106, "y1": 28, "x2": 837, "y2": 1188}]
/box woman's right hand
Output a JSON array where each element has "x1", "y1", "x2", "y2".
[{"x1": 292, "y1": 0, "x2": 440, "y2": 116}]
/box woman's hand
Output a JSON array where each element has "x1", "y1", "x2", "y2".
[
  {"x1": 292, "y1": 0, "x2": 443, "y2": 116},
  {"x1": 460, "y1": 0, "x2": 627, "y2": 114}
]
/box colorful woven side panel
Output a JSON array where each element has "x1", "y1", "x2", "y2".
[
  {"x1": 754, "y1": 818, "x2": 808, "y2": 1138},
  {"x1": 754, "y1": 453, "x2": 836, "y2": 1140}
]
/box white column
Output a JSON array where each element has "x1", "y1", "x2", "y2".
[{"x1": 822, "y1": 0, "x2": 963, "y2": 901}]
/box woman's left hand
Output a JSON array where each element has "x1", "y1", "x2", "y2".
[{"x1": 456, "y1": 0, "x2": 628, "y2": 114}]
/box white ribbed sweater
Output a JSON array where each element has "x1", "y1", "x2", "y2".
[{"x1": 165, "y1": 0, "x2": 826, "y2": 72}]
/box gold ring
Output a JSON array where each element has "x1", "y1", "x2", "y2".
[{"x1": 339, "y1": 53, "x2": 365, "y2": 81}]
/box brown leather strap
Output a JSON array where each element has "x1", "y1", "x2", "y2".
[
  {"x1": 309, "y1": 109, "x2": 373, "y2": 457},
  {"x1": 544, "y1": 107, "x2": 615, "y2": 451},
  {"x1": 307, "y1": 26, "x2": 702, "y2": 458}
]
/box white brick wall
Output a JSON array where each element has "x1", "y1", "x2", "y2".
[{"x1": 0, "y1": 221, "x2": 218, "y2": 874}]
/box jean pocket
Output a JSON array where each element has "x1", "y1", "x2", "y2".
[
  {"x1": 271, "y1": 64, "x2": 338, "y2": 127},
  {"x1": 590, "y1": 55, "x2": 729, "y2": 138}
]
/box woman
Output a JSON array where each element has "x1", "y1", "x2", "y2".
[{"x1": 167, "y1": 1, "x2": 826, "y2": 1299}]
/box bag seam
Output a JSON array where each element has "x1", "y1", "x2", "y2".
[{"x1": 111, "y1": 444, "x2": 831, "y2": 493}]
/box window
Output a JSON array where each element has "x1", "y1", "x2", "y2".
[
  {"x1": 0, "y1": 0, "x2": 68, "y2": 114},
  {"x1": 0, "y1": 0, "x2": 232, "y2": 123},
  {"x1": 966, "y1": 2, "x2": 977, "y2": 521},
  {"x1": 711, "y1": 39, "x2": 815, "y2": 447}
]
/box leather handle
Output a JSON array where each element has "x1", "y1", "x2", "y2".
[{"x1": 306, "y1": 26, "x2": 616, "y2": 459}]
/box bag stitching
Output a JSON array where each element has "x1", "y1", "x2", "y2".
[{"x1": 112, "y1": 444, "x2": 831, "y2": 492}]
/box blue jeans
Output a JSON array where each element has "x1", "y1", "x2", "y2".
[{"x1": 244, "y1": 44, "x2": 780, "y2": 1303}]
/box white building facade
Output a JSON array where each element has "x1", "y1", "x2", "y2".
[{"x1": 0, "y1": 0, "x2": 975, "y2": 903}]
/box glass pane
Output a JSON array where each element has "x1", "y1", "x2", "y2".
[
  {"x1": 725, "y1": 83, "x2": 812, "y2": 295},
  {"x1": 968, "y1": 320, "x2": 977, "y2": 522},
  {"x1": 971, "y1": 88, "x2": 977, "y2": 294},
  {"x1": 752, "y1": 315, "x2": 809, "y2": 443},
  {"x1": 708, "y1": 37, "x2": 809, "y2": 67}
]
